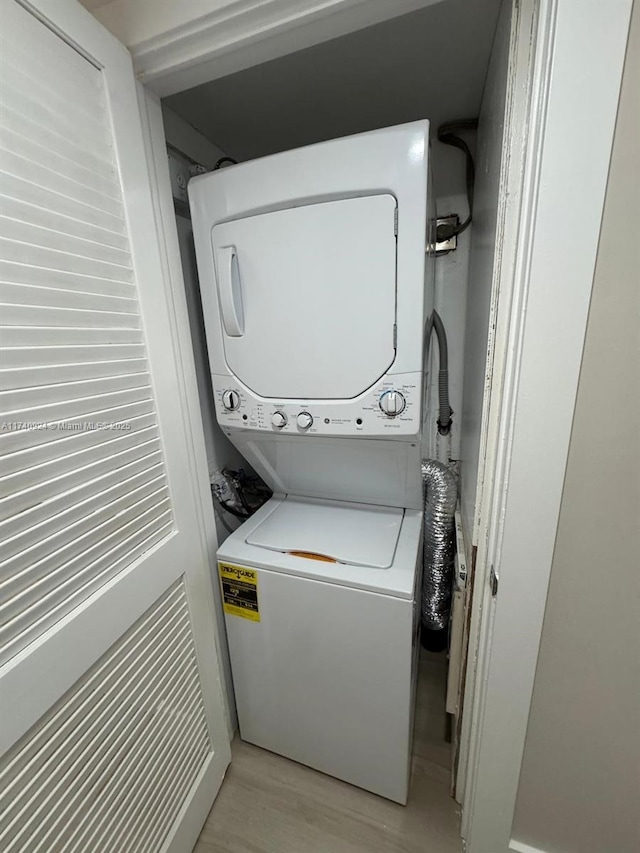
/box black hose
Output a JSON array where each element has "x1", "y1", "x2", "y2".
[
  {"x1": 235, "y1": 486, "x2": 253, "y2": 515},
  {"x1": 219, "y1": 498, "x2": 251, "y2": 519},
  {"x1": 213, "y1": 156, "x2": 238, "y2": 169},
  {"x1": 210, "y1": 484, "x2": 251, "y2": 519},
  {"x1": 436, "y1": 119, "x2": 478, "y2": 241},
  {"x1": 425, "y1": 311, "x2": 453, "y2": 435}
]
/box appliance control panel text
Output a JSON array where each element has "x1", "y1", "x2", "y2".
[{"x1": 214, "y1": 373, "x2": 422, "y2": 438}]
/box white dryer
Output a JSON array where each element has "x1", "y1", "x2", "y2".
[
  {"x1": 189, "y1": 120, "x2": 434, "y2": 510},
  {"x1": 217, "y1": 495, "x2": 422, "y2": 804}
]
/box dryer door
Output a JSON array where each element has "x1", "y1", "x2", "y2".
[{"x1": 211, "y1": 194, "x2": 397, "y2": 399}]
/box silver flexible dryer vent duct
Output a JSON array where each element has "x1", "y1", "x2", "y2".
[{"x1": 421, "y1": 460, "x2": 458, "y2": 633}]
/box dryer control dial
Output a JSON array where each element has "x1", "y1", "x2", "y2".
[
  {"x1": 296, "y1": 412, "x2": 313, "y2": 430},
  {"x1": 271, "y1": 411, "x2": 287, "y2": 428},
  {"x1": 379, "y1": 389, "x2": 406, "y2": 417},
  {"x1": 222, "y1": 389, "x2": 241, "y2": 411}
]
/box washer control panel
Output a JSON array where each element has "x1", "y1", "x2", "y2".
[{"x1": 213, "y1": 373, "x2": 421, "y2": 437}]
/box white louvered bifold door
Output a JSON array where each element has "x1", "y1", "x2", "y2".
[{"x1": 0, "y1": 2, "x2": 231, "y2": 851}]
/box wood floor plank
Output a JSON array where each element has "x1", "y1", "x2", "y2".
[{"x1": 194, "y1": 652, "x2": 462, "y2": 853}]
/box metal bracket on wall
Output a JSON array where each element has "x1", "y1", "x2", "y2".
[{"x1": 433, "y1": 214, "x2": 459, "y2": 255}]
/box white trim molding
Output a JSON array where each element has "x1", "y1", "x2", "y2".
[
  {"x1": 462, "y1": 0, "x2": 633, "y2": 851},
  {"x1": 136, "y1": 85, "x2": 237, "y2": 737},
  {"x1": 88, "y1": 0, "x2": 445, "y2": 96},
  {"x1": 456, "y1": 0, "x2": 539, "y2": 808}
]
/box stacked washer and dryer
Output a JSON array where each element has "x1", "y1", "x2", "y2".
[{"x1": 189, "y1": 121, "x2": 435, "y2": 805}]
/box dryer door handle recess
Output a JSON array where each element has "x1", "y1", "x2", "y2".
[{"x1": 217, "y1": 245, "x2": 245, "y2": 337}]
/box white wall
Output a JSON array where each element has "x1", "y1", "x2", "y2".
[
  {"x1": 512, "y1": 5, "x2": 640, "y2": 850},
  {"x1": 162, "y1": 104, "x2": 228, "y2": 170}
]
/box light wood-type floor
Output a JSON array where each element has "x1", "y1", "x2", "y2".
[{"x1": 194, "y1": 651, "x2": 462, "y2": 853}]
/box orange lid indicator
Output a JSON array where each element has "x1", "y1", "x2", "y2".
[{"x1": 287, "y1": 550, "x2": 337, "y2": 563}]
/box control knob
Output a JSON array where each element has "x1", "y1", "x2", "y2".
[
  {"x1": 221, "y1": 389, "x2": 241, "y2": 411},
  {"x1": 379, "y1": 390, "x2": 406, "y2": 417},
  {"x1": 296, "y1": 412, "x2": 313, "y2": 430},
  {"x1": 271, "y1": 411, "x2": 287, "y2": 428}
]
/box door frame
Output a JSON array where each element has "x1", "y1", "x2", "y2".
[
  {"x1": 135, "y1": 85, "x2": 238, "y2": 739},
  {"x1": 455, "y1": 0, "x2": 540, "y2": 806},
  {"x1": 460, "y1": 0, "x2": 633, "y2": 850}
]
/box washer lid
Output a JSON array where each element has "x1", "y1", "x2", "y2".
[{"x1": 245, "y1": 496, "x2": 403, "y2": 569}]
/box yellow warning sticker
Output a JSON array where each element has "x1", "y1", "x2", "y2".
[{"x1": 218, "y1": 563, "x2": 260, "y2": 622}]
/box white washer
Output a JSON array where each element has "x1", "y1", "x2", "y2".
[{"x1": 217, "y1": 495, "x2": 422, "y2": 804}]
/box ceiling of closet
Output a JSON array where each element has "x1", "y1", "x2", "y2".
[{"x1": 164, "y1": 0, "x2": 502, "y2": 174}]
